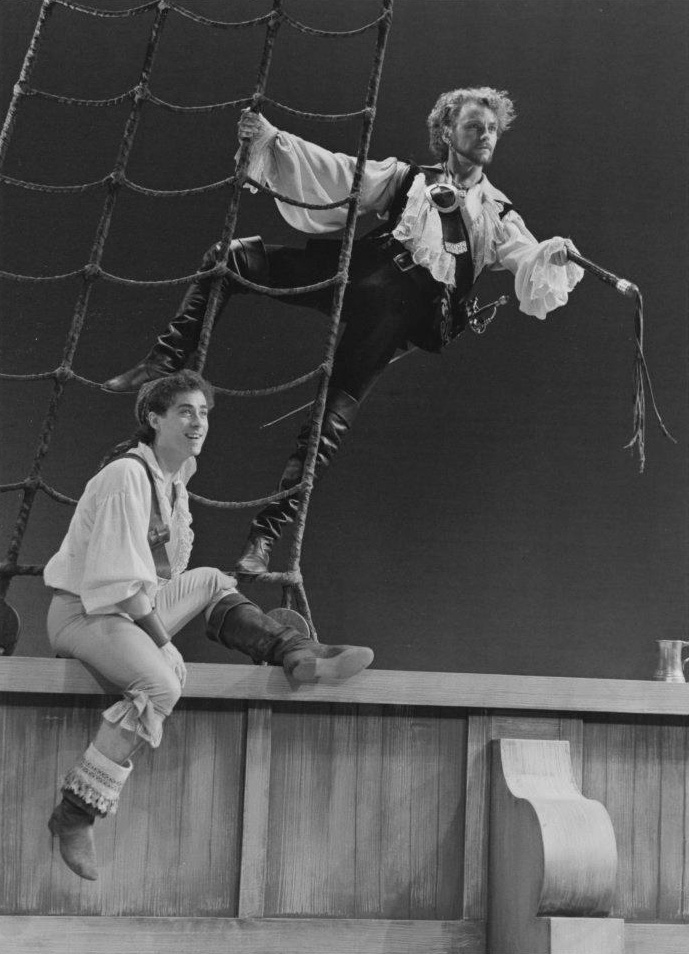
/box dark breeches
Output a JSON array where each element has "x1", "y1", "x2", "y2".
[{"x1": 213, "y1": 239, "x2": 432, "y2": 401}]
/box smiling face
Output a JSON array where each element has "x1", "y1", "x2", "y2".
[
  {"x1": 446, "y1": 101, "x2": 499, "y2": 167},
  {"x1": 149, "y1": 389, "x2": 209, "y2": 467}
]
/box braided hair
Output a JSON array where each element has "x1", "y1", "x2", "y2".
[{"x1": 99, "y1": 370, "x2": 215, "y2": 469}]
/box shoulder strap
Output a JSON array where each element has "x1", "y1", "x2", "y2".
[
  {"x1": 385, "y1": 163, "x2": 421, "y2": 227},
  {"x1": 120, "y1": 454, "x2": 172, "y2": 581}
]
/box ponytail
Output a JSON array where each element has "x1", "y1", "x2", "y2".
[
  {"x1": 99, "y1": 424, "x2": 153, "y2": 470},
  {"x1": 98, "y1": 370, "x2": 213, "y2": 471}
]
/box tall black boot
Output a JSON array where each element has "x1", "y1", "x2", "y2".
[
  {"x1": 103, "y1": 236, "x2": 268, "y2": 392},
  {"x1": 207, "y1": 596, "x2": 374, "y2": 681},
  {"x1": 235, "y1": 387, "x2": 360, "y2": 576}
]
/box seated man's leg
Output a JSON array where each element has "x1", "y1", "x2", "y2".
[
  {"x1": 157, "y1": 567, "x2": 373, "y2": 682},
  {"x1": 46, "y1": 594, "x2": 184, "y2": 880}
]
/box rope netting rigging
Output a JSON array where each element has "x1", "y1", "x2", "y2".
[{"x1": 0, "y1": 0, "x2": 395, "y2": 653}]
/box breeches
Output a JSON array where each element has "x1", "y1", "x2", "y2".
[
  {"x1": 46, "y1": 567, "x2": 240, "y2": 746},
  {"x1": 214, "y1": 239, "x2": 433, "y2": 401}
]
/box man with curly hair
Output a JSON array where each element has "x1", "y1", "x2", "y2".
[{"x1": 105, "y1": 86, "x2": 583, "y2": 577}]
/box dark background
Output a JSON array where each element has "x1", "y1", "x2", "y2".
[{"x1": 1, "y1": 0, "x2": 687, "y2": 679}]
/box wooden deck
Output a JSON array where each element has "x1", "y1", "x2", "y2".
[{"x1": 1, "y1": 658, "x2": 688, "y2": 953}]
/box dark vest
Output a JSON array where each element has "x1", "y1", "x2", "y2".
[{"x1": 365, "y1": 164, "x2": 514, "y2": 351}]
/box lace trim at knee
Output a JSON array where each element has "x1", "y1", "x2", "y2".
[{"x1": 103, "y1": 689, "x2": 165, "y2": 749}]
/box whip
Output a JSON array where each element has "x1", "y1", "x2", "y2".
[{"x1": 566, "y1": 249, "x2": 676, "y2": 471}]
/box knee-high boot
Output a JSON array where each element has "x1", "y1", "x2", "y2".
[
  {"x1": 48, "y1": 743, "x2": 133, "y2": 881},
  {"x1": 103, "y1": 236, "x2": 268, "y2": 392},
  {"x1": 207, "y1": 596, "x2": 374, "y2": 681},
  {"x1": 235, "y1": 387, "x2": 360, "y2": 576}
]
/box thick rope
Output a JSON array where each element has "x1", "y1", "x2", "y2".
[
  {"x1": 281, "y1": 9, "x2": 388, "y2": 37},
  {"x1": 0, "y1": 1, "x2": 55, "y2": 172},
  {"x1": 0, "y1": 1, "x2": 171, "y2": 601},
  {"x1": 52, "y1": 0, "x2": 158, "y2": 17},
  {"x1": 259, "y1": 96, "x2": 370, "y2": 122},
  {"x1": 0, "y1": 362, "x2": 326, "y2": 397},
  {"x1": 286, "y1": 0, "x2": 394, "y2": 579},
  {"x1": 0, "y1": 171, "x2": 354, "y2": 203},
  {"x1": 147, "y1": 92, "x2": 253, "y2": 113},
  {"x1": 0, "y1": 0, "x2": 396, "y2": 645},
  {"x1": 0, "y1": 172, "x2": 110, "y2": 193},
  {"x1": 14, "y1": 84, "x2": 371, "y2": 120},
  {"x1": 1, "y1": 476, "x2": 310, "y2": 512},
  {"x1": 169, "y1": 3, "x2": 274, "y2": 30},
  {"x1": 192, "y1": 4, "x2": 283, "y2": 373},
  {"x1": 17, "y1": 84, "x2": 136, "y2": 107}
]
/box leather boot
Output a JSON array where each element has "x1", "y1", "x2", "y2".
[
  {"x1": 103, "y1": 236, "x2": 268, "y2": 391},
  {"x1": 207, "y1": 597, "x2": 373, "y2": 681},
  {"x1": 48, "y1": 792, "x2": 99, "y2": 881},
  {"x1": 49, "y1": 743, "x2": 133, "y2": 880},
  {"x1": 235, "y1": 388, "x2": 360, "y2": 576}
]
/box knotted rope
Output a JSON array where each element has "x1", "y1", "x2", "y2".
[{"x1": 0, "y1": 0, "x2": 395, "y2": 647}]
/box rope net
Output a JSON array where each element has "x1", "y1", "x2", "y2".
[{"x1": 0, "y1": 0, "x2": 395, "y2": 651}]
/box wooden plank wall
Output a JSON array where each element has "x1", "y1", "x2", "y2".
[
  {"x1": 581, "y1": 714, "x2": 689, "y2": 922},
  {"x1": 1, "y1": 689, "x2": 688, "y2": 929},
  {"x1": 263, "y1": 703, "x2": 466, "y2": 919},
  {"x1": 0, "y1": 695, "x2": 246, "y2": 917},
  {"x1": 462, "y1": 709, "x2": 689, "y2": 924}
]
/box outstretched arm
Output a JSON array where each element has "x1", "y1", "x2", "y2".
[
  {"x1": 493, "y1": 212, "x2": 584, "y2": 319},
  {"x1": 236, "y1": 109, "x2": 408, "y2": 233}
]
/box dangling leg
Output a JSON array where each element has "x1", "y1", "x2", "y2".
[
  {"x1": 46, "y1": 595, "x2": 183, "y2": 880},
  {"x1": 48, "y1": 734, "x2": 135, "y2": 881},
  {"x1": 103, "y1": 236, "x2": 269, "y2": 392}
]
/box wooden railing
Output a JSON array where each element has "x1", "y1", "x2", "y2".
[{"x1": 1, "y1": 658, "x2": 688, "y2": 954}]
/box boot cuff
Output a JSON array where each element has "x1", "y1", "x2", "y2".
[
  {"x1": 206, "y1": 592, "x2": 256, "y2": 644},
  {"x1": 325, "y1": 387, "x2": 360, "y2": 423},
  {"x1": 62, "y1": 743, "x2": 133, "y2": 816}
]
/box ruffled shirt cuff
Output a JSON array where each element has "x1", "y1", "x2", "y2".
[{"x1": 512, "y1": 237, "x2": 585, "y2": 320}]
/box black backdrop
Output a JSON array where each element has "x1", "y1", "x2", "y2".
[{"x1": 1, "y1": 0, "x2": 687, "y2": 679}]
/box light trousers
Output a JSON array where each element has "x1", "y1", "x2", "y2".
[{"x1": 47, "y1": 567, "x2": 239, "y2": 747}]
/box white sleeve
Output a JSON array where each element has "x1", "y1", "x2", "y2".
[
  {"x1": 238, "y1": 114, "x2": 408, "y2": 233},
  {"x1": 493, "y1": 212, "x2": 584, "y2": 320},
  {"x1": 80, "y1": 463, "x2": 158, "y2": 615}
]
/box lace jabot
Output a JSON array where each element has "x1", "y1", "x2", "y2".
[{"x1": 392, "y1": 171, "x2": 512, "y2": 287}]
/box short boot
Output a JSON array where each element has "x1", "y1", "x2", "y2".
[
  {"x1": 48, "y1": 793, "x2": 99, "y2": 881},
  {"x1": 207, "y1": 597, "x2": 374, "y2": 682},
  {"x1": 49, "y1": 743, "x2": 133, "y2": 880},
  {"x1": 235, "y1": 388, "x2": 360, "y2": 576},
  {"x1": 103, "y1": 236, "x2": 268, "y2": 391}
]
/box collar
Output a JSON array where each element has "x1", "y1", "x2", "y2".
[
  {"x1": 133, "y1": 442, "x2": 197, "y2": 487},
  {"x1": 420, "y1": 166, "x2": 511, "y2": 216},
  {"x1": 421, "y1": 165, "x2": 509, "y2": 200},
  {"x1": 479, "y1": 175, "x2": 511, "y2": 206}
]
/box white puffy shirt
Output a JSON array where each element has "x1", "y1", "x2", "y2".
[
  {"x1": 43, "y1": 443, "x2": 195, "y2": 615},
  {"x1": 239, "y1": 116, "x2": 583, "y2": 319}
]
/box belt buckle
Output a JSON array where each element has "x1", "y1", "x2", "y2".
[{"x1": 393, "y1": 250, "x2": 416, "y2": 272}]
